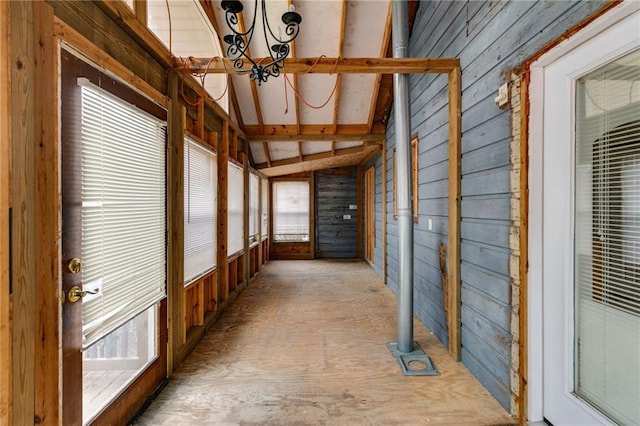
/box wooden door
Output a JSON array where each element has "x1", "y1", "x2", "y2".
[
  {"x1": 315, "y1": 169, "x2": 358, "y2": 258},
  {"x1": 365, "y1": 166, "x2": 375, "y2": 264},
  {"x1": 60, "y1": 49, "x2": 167, "y2": 425}
]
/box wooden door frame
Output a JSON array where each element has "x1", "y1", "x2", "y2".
[
  {"x1": 59, "y1": 36, "x2": 169, "y2": 426},
  {"x1": 525, "y1": 2, "x2": 640, "y2": 422},
  {"x1": 364, "y1": 165, "x2": 376, "y2": 264}
]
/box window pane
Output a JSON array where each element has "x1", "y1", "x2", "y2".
[
  {"x1": 574, "y1": 48, "x2": 640, "y2": 425},
  {"x1": 261, "y1": 177, "x2": 269, "y2": 238},
  {"x1": 80, "y1": 81, "x2": 166, "y2": 349},
  {"x1": 83, "y1": 305, "x2": 157, "y2": 424},
  {"x1": 227, "y1": 162, "x2": 244, "y2": 255},
  {"x1": 249, "y1": 173, "x2": 259, "y2": 242},
  {"x1": 184, "y1": 138, "x2": 217, "y2": 284},
  {"x1": 273, "y1": 181, "x2": 309, "y2": 242}
]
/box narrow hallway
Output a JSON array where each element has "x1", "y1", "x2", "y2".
[{"x1": 138, "y1": 260, "x2": 513, "y2": 425}]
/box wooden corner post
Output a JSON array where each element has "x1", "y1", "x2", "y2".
[
  {"x1": 447, "y1": 65, "x2": 462, "y2": 361},
  {"x1": 167, "y1": 70, "x2": 186, "y2": 371},
  {"x1": 217, "y1": 121, "x2": 229, "y2": 301}
]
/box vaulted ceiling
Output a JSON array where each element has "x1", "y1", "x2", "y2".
[{"x1": 152, "y1": 0, "x2": 419, "y2": 176}]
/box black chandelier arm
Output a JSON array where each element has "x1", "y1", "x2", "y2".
[
  {"x1": 221, "y1": 0, "x2": 301, "y2": 85},
  {"x1": 260, "y1": 0, "x2": 300, "y2": 46}
]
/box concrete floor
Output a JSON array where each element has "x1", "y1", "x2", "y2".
[{"x1": 138, "y1": 260, "x2": 515, "y2": 425}]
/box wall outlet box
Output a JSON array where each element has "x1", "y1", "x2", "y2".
[
  {"x1": 343, "y1": 214, "x2": 351, "y2": 220},
  {"x1": 349, "y1": 204, "x2": 357, "y2": 210},
  {"x1": 428, "y1": 218, "x2": 433, "y2": 231}
]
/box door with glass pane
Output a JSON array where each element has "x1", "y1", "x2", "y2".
[
  {"x1": 541, "y1": 9, "x2": 640, "y2": 425},
  {"x1": 61, "y1": 49, "x2": 167, "y2": 425}
]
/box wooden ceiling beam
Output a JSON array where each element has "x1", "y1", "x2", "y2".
[
  {"x1": 245, "y1": 124, "x2": 385, "y2": 137},
  {"x1": 249, "y1": 134, "x2": 383, "y2": 143},
  {"x1": 255, "y1": 145, "x2": 377, "y2": 170},
  {"x1": 178, "y1": 57, "x2": 459, "y2": 74}
]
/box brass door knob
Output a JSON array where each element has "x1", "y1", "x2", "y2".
[
  {"x1": 67, "y1": 286, "x2": 99, "y2": 303},
  {"x1": 68, "y1": 258, "x2": 82, "y2": 274}
]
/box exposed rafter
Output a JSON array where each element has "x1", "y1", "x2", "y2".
[
  {"x1": 368, "y1": 1, "x2": 392, "y2": 133},
  {"x1": 262, "y1": 142, "x2": 272, "y2": 167},
  {"x1": 331, "y1": 0, "x2": 348, "y2": 156},
  {"x1": 372, "y1": 0, "x2": 420, "y2": 128}
]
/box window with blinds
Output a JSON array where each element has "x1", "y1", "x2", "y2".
[
  {"x1": 249, "y1": 173, "x2": 259, "y2": 243},
  {"x1": 261, "y1": 177, "x2": 269, "y2": 238},
  {"x1": 184, "y1": 138, "x2": 217, "y2": 284},
  {"x1": 273, "y1": 181, "x2": 309, "y2": 242},
  {"x1": 227, "y1": 162, "x2": 244, "y2": 256},
  {"x1": 79, "y1": 80, "x2": 166, "y2": 349},
  {"x1": 574, "y1": 48, "x2": 639, "y2": 425}
]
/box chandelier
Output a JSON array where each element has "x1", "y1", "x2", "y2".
[{"x1": 221, "y1": 0, "x2": 302, "y2": 85}]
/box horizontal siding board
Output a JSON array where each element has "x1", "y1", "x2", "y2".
[
  {"x1": 419, "y1": 158, "x2": 448, "y2": 184},
  {"x1": 461, "y1": 240, "x2": 509, "y2": 277},
  {"x1": 418, "y1": 197, "x2": 448, "y2": 218},
  {"x1": 462, "y1": 139, "x2": 511, "y2": 175},
  {"x1": 461, "y1": 283, "x2": 510, "y2": 335},
  {"x1": 461, "y1": 166, "x2": 510, "y2": 197},
  {"x1": 461, "y1": 218, "x2": 510, "y2": 249},
  {"x1": 462, "y1": 324, "x2": 510, "y2": 385},
  {"x1": 461, "y1": 347, "x2": 511, "y2": 410},
  {"x1": 461, "y1": 194, "x2": 510, "y2": 221},
  {"x1": 462, "y1": 112, "x2": 511, "y2": 155},
  {"x1": 461, "y1": 262, "x2": 510, "y2": 305}
]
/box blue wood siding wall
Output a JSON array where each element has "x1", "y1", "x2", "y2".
[
  {"x1": 379, "y1": 0, "x2": 608, "y2": 410},
  {"x1": 316, "y1": 168, "x2": 358, "y2": 258}
]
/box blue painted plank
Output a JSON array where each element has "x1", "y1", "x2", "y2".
[
  {"x1": 461, "y1": 239, "x2": 509, "y2": 277},
  {"x1": 461, "y1": 347, "x2": 511, "y2": 410},
  {"x1": 461, "y1": 218, "x2": 510, "y2": 249},
  {"x1": 461, "y1": 283, "x2": 511, "y2": 335},
  {"x1": 461, "y1": 262, "x2": 510, "y2": 305},
  {"x1": 461, "y1": 166, "x2": 510, "y2": 197},
  {"x1": 461, "y1": 194, "x2": 511, "y2": 221}
]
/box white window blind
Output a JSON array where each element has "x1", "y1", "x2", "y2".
[
  {"x1": 80, "y1": 81, "x2": 166, "y2": 349},
  {"x1": 227, "y1": 162, "x2": 244, "y2": 256},
  {"x1": 184, "y1": 138, "x2": 217, "y2": 284},
  {"x1": 249, "y1": 173, "x2": 259, "y2": 242},
  {"x1": 574, "y1": 48, "x2": 640, "y2": 425},
  {"x1": 273, "y1": 181, "x2": 309, "y2": 242},
  {"x1": 261, "y1": 177, "x2": 269, "y2": 238}
]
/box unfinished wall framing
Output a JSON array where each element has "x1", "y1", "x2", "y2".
[{"x1": 2, "y1": 1, "x2": 269, "y2": 422}]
